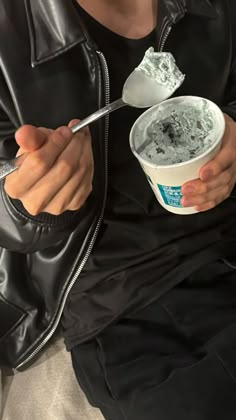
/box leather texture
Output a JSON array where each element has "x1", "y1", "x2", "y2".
[{"x1": 0, "y1": 0, "x2": 236, "y2": 368}]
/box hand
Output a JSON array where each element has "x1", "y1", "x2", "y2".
[
  {"x1": 181, "y1": 115, "x2": 236, "y2": 212},
  {"x1": 4, "y1": 120, "x2": 94, "y2": 215}
]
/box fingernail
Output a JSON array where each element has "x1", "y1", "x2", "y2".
[
  {"x1": 58, "y1": 126, "x2": 72, "y2": 139},
  {"x1": 68, "y1": 119, "x2": 80, "y2": 128}
]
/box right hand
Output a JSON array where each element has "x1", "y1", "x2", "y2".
[{"x1": 4, "y1": 120, "x2": 94, "y2": 216}]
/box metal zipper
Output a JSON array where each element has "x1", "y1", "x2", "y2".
[
  {"x1": 159, "y1": 20, "x2": 172, "y2": 52},
  {"x1": 16, "y1": 51, "x2": 110, "y2": 370},
  {"x1": 15, "y1": 18, "x2": 173, "y2": 370}
]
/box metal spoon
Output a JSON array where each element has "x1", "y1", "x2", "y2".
[{"x1": 0, "y1": 67, "x2": 183, "y2": 181}]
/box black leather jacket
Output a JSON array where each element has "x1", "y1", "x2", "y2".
[{"x1": 0, "y1": 0, "x2": 236, "y2": 369}]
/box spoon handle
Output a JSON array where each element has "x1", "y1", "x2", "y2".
[
  {"x1": 0, "y1": 98, "x2": 126, "y2": 181},
  {"x1": 71, "y1": 98, "x2": 126, "y2": 134}
]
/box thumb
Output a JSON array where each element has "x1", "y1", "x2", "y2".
[{"x1": 15, "y1": 125, "x2": 48, "y2": 153}]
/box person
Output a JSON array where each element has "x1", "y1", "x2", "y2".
[{"x1": 0, "y1": 0, "x2": 236, "y2": 418}]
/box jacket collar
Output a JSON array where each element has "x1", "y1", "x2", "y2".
[
  {"x1": 25, "y1": 0, "x2": 217, "y2": 67},
  {"x1": 25, "y1": 0, "x2": 86, "y2": 67},
  {"x1": 164, "y1": 0, "x2": 217, "y2": 22}
]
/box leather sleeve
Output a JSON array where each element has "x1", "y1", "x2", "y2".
[
  {"x1": 221, "y1": 0, "x2": 236, "y2": 120},
  {"x1": 0, "y1": 104, "x2": 86, "y2": 253}
]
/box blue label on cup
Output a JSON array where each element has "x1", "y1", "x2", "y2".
[{"x1": 157, "y1": 184, "x2": 182, "y2": 208}]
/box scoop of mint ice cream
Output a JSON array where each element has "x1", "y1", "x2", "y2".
[
  {"x1": 122, "y1": 47, "x2": 185, "y2": 107},
  {"x1": 136, "y1": 47, "x2": 185, "y2": 91}
]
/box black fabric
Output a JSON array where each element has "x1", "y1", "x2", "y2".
[
  {"x1": 62, "y1": 3, "x2": 236, "y2": 350},
  {"x1": 71, "y1": 262, "x2": 236, "y2": 420},
  {"x1": 62, "y1": 6, "x2": 167, "y2": 348},
  {"x1": 1, "y1": 0, "x2": 236, "y2": 369}
]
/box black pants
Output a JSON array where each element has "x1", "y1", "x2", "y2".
[{"x1": 71, "y1": 261, "x2": 236, "y2": 420}]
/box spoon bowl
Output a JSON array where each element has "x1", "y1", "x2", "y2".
[
  {"x1": 0, "y1": 50, "x2": 185, "y2": 180},
  {"x1": 122, "y1": 69, "x2": 180, "y2": 108}
]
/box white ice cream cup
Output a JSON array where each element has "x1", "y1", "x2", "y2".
[{"x1": 130, "y1": 96, "x2": 225, "y2": 215}]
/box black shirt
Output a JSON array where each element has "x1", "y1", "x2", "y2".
[{"x1": 62, "y1": 4, "x2": 232, "y2": 349}]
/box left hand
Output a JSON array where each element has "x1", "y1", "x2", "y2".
[{"x1": 181, "y1": 114, "x2": 236, "y2": 212}]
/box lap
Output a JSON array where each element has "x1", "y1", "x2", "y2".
[{"x1": 71, "y1": 266, "x2": 236, "y2": 420}]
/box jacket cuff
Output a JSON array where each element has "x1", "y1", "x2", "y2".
[{"x1": 7, "y1": 195, "x2": 79, "y2": 226}]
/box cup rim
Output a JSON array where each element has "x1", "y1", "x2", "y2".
[{"x1": 129, "y1": 95, "x2": 226, "y2": 170}]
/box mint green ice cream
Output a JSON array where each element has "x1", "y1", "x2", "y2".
[{"x1": 135, "y1": 47, "x2": 185, "y2": 91}]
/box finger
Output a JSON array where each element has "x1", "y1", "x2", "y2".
[
  {"x1": 5, "y1": 126, "x2": 73, "y2": 198},
  {"x1": 38, "y1": 127, "x2": 53, "y2": 135},
  {"x1": 15, "y1": 125, "x2": 48, "y2": 152},
  {"x1": 19, "y1": 167, "x2": 77, "y2": 215},
  {"x1": 182, "y1": 169, "x2": 233, "y2": 196},
  {"x1": 68, "y1": 118, "x2": 90, "y2": 136},
  {"x1": 195, "y1": 200, "x2": 218, "y2": 213},
  {"x1": 15, "y1": 127, "x2": 53, "y2": 157},
  {"x1": 21, "y1": 147, "x2": 93, "y2": 216},
  {"x1": 18, "y1": 128, "x2": 93, "y2": 214},
  {"x1": 40, "y1": 168, "x2": 93, "y2": 215},
  {"x1": 199, "y1": 119, "x2": 235, "y2": 181},
  {"x1": 181, "y1": 184, "x2": 231, "y2": 208},
  {"x1": 199, "y1": 150, "x2": 233, "y2": 182},
  {"x1": 68, "y1": 119, "x2": 80, "y2": 128}
]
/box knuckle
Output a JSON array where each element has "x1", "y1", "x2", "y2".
[
  {"x1": 4, "y1": 181, "x2": 19, "y2": 199},
  {"x1": 70, "y1": 197, "x2": 84, "y2": 211},
  {"x1": 70, "y1": 185, "x2": 92, "y2": 211},
  {"x1": 29, "y1": 154, "x2": 50, "y2": 174},
  {"x1": 51, "y1": 130, "x2": 70, "y2": 149},
  {"x1": 54, "y1": 200, "x2": 69, "y2": 215},
  {"x1": 48, "y1": 206, "x2": 65, "y2": 216},
  {"x1": 68, "y1": 201, "x2": 81, "y2": 211},
  {"x1": 201, "y1": 184, "x2": 209, "y2": 194},
  {"x1": 193, "y1": 194, "x2": 204, "y2": 205},
  {"x1": 68, "y1": 205, "x2": 79, "y2": 212},
  {"x1": 198, "y1": 196, "x2": 206, "y2": 206},
  {"x1": 22, "y1": 199, "x2": 42, "y2": 216},
  {"x1": 42, "y1": 200, "x2": 65, "y2": 216},
  {"x1": 58, "y1": 158, "x2": 74, "y2": 178}
]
